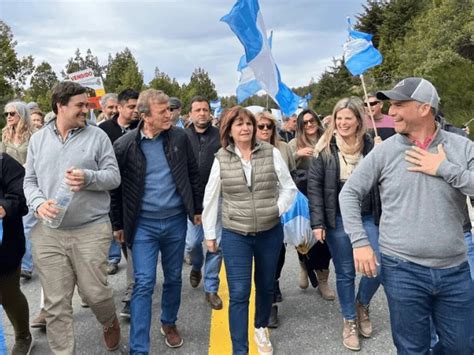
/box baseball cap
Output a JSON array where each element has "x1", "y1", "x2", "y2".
[
  {"x1": 376, "y1": 77, "x2": 440, "y2": 111},
  {"x1": 169, "y1": 97, "x2": 182, "y2": 109}
]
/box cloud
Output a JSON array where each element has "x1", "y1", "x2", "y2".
[{"x1": 2, "y1": 0, "x2": 365, "y2": 95}]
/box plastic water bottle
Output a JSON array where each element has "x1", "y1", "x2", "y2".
[{"x1": 43, "y1": 178, "x2": 74, "y2": 229}]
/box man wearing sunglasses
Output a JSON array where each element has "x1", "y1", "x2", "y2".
[
  {"x1": 184, "y1": 96, "x2": 223, "y2": 310},
  {"x1": 364, "y1": 93, "x2": 395, "y2": 141}
]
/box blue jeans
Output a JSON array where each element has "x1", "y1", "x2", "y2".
[
  {"x1": 187, "y1": 219, "x2": 223, "y2": 293},
  {"x1": 221, "y1": 224, "x2": 284, "y2": 355},
  {"x1": 325, "y1": 214, "x2": 381, "y2": 320},
  {"x1": 108, "y1": 236, "x2": 122, "y2": 264},
  {"x1": 21, "y1": 210, "x2": 37, "y2": 273},
  {"x1": 381, "y1": 254, "x2": 474, "y2": 354},
  {"x1": 129, "y1": 213, "x2": 187, "y2": 355},
  {"x1": 464, "y1": 231, "x2": 474, "y2": 279}
]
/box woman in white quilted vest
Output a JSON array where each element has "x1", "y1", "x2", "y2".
[{"x1": 203, "y1": 106, "x2": 297, "y2": 355}]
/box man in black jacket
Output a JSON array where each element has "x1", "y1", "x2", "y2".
[
  {"x1": 99, "y1": 88, "x2": 139, "y2": 318},
  {"x1": 111, "y1": 89, "x2": 202, "y2": 352},
  {"x1": 184, "y1": 96, "x2": 223, "y2": 310}
]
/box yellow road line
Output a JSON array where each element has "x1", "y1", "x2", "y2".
[{"x1": 209, "y1": 263, "x2": 258, "y2": 354}]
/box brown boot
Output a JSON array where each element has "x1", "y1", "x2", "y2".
[
  {"x1": 342, "y1": 319, "x2": 360, "y2": 351},
  {"x1": 356, "y1": 301, "x2": 372, "y2": 338},
  {"x1": 299, "y1": 262, "x2": 309, "y2": 289},
  {"x1": 316, "y1": 269, "x2": 336, "y2": 300},
  {"x1": 103, "y1": 316, "x2": 121, "y2": 351},
  {"x1": 31, "y1": 308, "x2": 47, "y2": 329},
  {"x1": 161, "y1": 325, "x2": 184, "y2": 348}
]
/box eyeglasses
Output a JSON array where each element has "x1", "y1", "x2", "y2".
[
  {"x1": 3, "y1": 112, "x2": 17, "y2": 118},
  {"x1": 303, "y1": 119, "x2": 316, "y2": 127},
  {"x1": 364, "y1": 101, "x2": 380, "y2": 107},
  {"x1": 257, "y1": 123, "x2": 274, "y2": 130}
]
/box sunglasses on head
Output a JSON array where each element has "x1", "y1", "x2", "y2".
[
  {"x1": 3, "y1": 111, "x2": 16, "y2": 118},
  {"x1": 257, "y1": 123, "x2": 274, "y2": 130},
  {"x1": 364, "y1": 101, "x2": 380, "y2": 107}
]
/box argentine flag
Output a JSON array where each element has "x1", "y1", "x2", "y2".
[
  {"x1": 343, "y1": 18, "x2": 383, "y2": 76},
  {"x1": 221, "y1": 0, "x2": 300, "y2": 116}
]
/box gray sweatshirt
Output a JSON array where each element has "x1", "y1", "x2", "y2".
[
  {"x1": 24, "y1": 120, "x2": 121, "y2": 229},
  {"x1": 339, "y1": 128, "x2": 473, "y2": 268}
]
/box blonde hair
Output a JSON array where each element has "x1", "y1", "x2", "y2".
[
  {"x1": 319, "y1": 97, "x2": 366, "y2": 155},
  {"x1": 2, "y1": 101, "x2": 33, "y2": 145},
  {"x1": 255, "y1": 111, "x2": 280, "y2": 146}
]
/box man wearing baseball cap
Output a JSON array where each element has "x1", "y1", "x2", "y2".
[
  {"x1": 169, "y1": 97, "x2": 186, "y2": 128},
  {"x1": 339, "y1": 77, "x2": 474, "y2": 354}
]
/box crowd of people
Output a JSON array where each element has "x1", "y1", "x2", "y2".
[{"x1": 0, "y1": 76, "x2": 473, "y2": 355}]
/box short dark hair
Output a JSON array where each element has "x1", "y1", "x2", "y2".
[
  {"x1": 190, "y1": 96, "x2": 210, "y2": 111},
  {"x1": 118, "y1": 89, "x2": 139, "y2": 105},
  {"x1": 51, "y1": 81, "x2": 87, "y2": 114},
  {"x1": 219, "y1": 106, "x2": 256, "y2": 148}
]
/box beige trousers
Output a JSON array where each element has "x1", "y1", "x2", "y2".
[{"x1": 31, "y1": 221, "x2": 116, "y2": 355}]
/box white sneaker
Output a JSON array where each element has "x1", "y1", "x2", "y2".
[{"x1": 254, "y1": 327, "x2": 273, "y2": 355}]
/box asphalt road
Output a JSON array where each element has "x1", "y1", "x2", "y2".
[{"x1": 3, "y1": 245, "x2": 397, "y2": 355}]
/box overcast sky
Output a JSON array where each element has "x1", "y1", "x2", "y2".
[{"x1": 2, "y1": 0, "x2": 366, "y2": 96}]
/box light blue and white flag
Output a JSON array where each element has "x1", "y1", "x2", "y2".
[
  {"x1": 343, "y1": 18, "x2": 383, "y2": 76},
  {"x1": 235, "y1": 31, "x2": 273, "y2": 103},
  {"x1": 298, "y1": 93, "x2": 313, "y2": 109},
  {"x1": 210, "y1": 99, "x2": 223, "y2": 117},
  {"x1": 221, "y1": 0, "x2": 299, "y2": 116}
]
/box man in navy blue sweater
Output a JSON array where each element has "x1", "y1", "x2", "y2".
[{"x1": 111, "y1": 89, "x2": 202, "y2": 353}]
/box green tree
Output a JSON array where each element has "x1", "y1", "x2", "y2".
[
  {"x1": 61, "y1": 48, "x2": 104, "y2": 79},
  {"x1": 392, "y1": 0, "x2": 474, "y2": 126},
  {"x1": 371, "y1": 0, "x2": 429, "y2": 86},
  {"x1": 0, "y1": 21, "x2": 34, "y2": 107},
  {"x1": 23, "y1": 61, "x2": 59, "y2": 112},
  {"x1": 148, "y1": 68, "x2": 181, "y2": 98},
  {"x1": 355, "y1": 0, "x2": 388, "y2": 48},
  {"x1": 181, "y1": 68, "x2": 218, "y2": 111},
  {"x1": 104, "y1": 48, "x2": 143, "y2": 93}
]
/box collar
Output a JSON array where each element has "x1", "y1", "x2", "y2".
[
  {"x1": 409, "y1": 123, "x2": 440, "y2": 150},
  {"x1": 140, "y1": 129, "x2": 162, "y2": 141},
  {"x1": 52, "y1": 121, "x2": 86, "y2": 142}
]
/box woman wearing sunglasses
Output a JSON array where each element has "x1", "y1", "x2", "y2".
[
  {"x1": 1, "y1": 101, "x2": 33, "y2": 166},
  {"x1": 288, "y1": 109, "x2": 335, "y2": 301},
  {"x1": 255, "y1": 111, "x2": 296, "y2": 328},
  {"x1": 307, "y1": 97, "x2": 381, "y2": 351}
]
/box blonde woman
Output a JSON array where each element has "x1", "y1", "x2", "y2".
[
  {"x1": 255, "y1": 111, "x2": 296, "y2": 327},
  {"x1": 307, "y1": 97, "x2": 381, "y2": 351},
  {"x1": 1, "y1": 101, "x2": 33, "y2": 166}
]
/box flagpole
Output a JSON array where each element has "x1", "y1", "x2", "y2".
[
  {"x1": 359, "y1": 74, "x2": 379, "y2": 138},
  {"x1": 266, "y1": 93, "x2": 269, "y2": 110}
]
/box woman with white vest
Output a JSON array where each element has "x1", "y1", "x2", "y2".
[{"x1": 203, "y1": 106, "x2": 297, "y2": 355}]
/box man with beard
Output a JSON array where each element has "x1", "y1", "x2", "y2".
[
  {"x1": 23, "y1": 81, "x2": 122, "y2": 353},
  {"x1": 184, "y1": 96, "x2": 223, "y2": 309}
]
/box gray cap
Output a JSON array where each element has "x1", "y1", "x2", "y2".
[
  {"x1": 169, "y1": 97, "x2": 182, "y2": 109},
  {"x1": 27, "y1": 102, "x2": 39, "y2": 111},
  {"x1": 376, "y1": 77, "x2": 440, "y2": 111}
]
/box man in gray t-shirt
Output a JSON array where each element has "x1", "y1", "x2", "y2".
[{"x1": 339, "y1": 77, "x2": 474, "y2": 354}]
